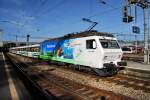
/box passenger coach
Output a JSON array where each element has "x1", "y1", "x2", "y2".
[{"x1": 9, "y1": 44, "x2": 40, "y2": 58}]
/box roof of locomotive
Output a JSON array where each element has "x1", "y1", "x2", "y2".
[{"x1": 42, "y1": 30, "x2": 114, "y2": 42}]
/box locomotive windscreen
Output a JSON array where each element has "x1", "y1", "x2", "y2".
[{"x1": 100, "y1": 39, "x2": 120, "y2": 49}]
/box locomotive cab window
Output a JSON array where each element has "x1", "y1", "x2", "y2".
[
  {"x1": 100, "y1": 39, "x2": 120, "y2": 49},
  {"x1": 86, "y1": 39, "x2": 97, "y2": 49}
]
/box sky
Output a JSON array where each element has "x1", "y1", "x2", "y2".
[{"x1": 0, "y1": 0, "x2": 150, "y2": 42}]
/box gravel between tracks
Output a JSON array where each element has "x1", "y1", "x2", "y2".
[
  {"x1": 46, "y1": 67, "x2": 150, "y2": 100},
  {"x1": 10, "y1": 53, "x2": 150, "y2": 100}
]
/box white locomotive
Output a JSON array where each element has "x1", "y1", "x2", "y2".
[{"x1": 10, "y1": 31, "x2": 126, "y2": 76}]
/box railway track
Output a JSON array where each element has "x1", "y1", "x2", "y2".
[
  {"x1": 119, "y1": 68, "x2": 150, "y2": 81},
  {"x1": 72, "y1": 67, "x2": 150, "y2": 94},
  {"x1": 4, "y1": 54, "x2": 56, "y2": 100},
  {"x1": 13, "y1": 53, "x2": 150, "y2": 84},
  {"x1": 7, "y1": 53, "x2": 134, "y2": 100},
  {"x1": 102, "y1": 74, "x2": 150, "y2": 93},
  {"x1": 122, "y1": 53, "x2": 150, "y2": 62},
  {"x1": 48, "y1": 62, "x2": 150, "y2": 94},
  {"x1": 43, "y1": 72, "x2": 131, "y2": 100}
]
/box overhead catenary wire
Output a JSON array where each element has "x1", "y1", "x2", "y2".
[
  {"x1": 87, "y1": 0, "x2": 122, "y2": 19},
  {"x1": 61, "y1": 1, "x2": 122, "y2": 31},
  {"x1": 19, "y1": 0, "x2": 127, "y2": 37},
  {"x1": 30, "y1": 0, "x2": 49, "y2": 18},
  {"x1": 7, "y1": 33, "x2": 49, "y2": 39},
  {"x1": 35, "y1": 0, "x2": 67, "y2": 17},
  {"x1": 20, "y1": 0, "x2": 68, "y2": 37},
  {"x1": 2, "y1": 0, "x2": 150, "y2": 43},
  {"x1": 11, "y1": 0, "x2": 49, "y2": 39}
]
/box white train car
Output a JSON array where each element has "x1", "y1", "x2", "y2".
[
  {"x1": 121, "y1": 46, "x2": 134, "y2": 54},
  {"x1": 9, "y1": 47, "x2": 16, "y2": 54},
  {"x1": 9, "y1": 44, "x2": 40, "y2": 58},
  {"x1": 10, "y1": 31, "x2": 126, "y2": 76},
  {"x1": 9, "y1": 46, "x2": 23, "y2": 55},
  {"x1": 27, "y1": 44, "x2": 40, "y2": 58},
  {"x1": 41, "y1": 31, "x2": 127, "y2": 76}
]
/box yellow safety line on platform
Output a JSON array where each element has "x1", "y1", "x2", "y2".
[{"x1": 2, "y1": 53, "x2": 20, "y2": 100}]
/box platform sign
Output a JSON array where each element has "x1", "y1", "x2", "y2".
[{"x1": 132, "y1": 26, "x2": 140, "y2": 34}]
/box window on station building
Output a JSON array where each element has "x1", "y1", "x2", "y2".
[{"x1": 34, "y1": 47, "x2": 39, "y2": 52}]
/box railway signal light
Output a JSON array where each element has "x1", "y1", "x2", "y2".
[
  {"x1": 123, "y1": 6, "x2": 134, "y2": 23},
  {"x1": 128, "y1": 0, "x2": 137, "y2": 4},
  {"x1": 123, "y1": 16, "x2": 134, "y2": 23},
  {"x1": 123, "y1": 6, "x2": 128, "y2": 17},
  {"x1": 128, "y1": 16, "x2": 134, "y2": 22}
]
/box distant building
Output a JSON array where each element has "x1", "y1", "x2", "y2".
[
  {"x1": 3, "y1": 41, "x2": 39, "y2": 48},
  {"x1": 0, "y1": 41, "x2": 3, "y2": 47}
]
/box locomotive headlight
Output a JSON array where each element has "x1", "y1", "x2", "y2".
[
  {"x1": 118, "y1": 55, "x2": 121, "y2": 59},
  {"x1": 103, "y1": 56, "x2": 108, "y2": 60}
]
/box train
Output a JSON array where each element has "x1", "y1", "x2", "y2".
[
  {"x1": 121, "y1": 46, "x2": 134, "y2": 54},
  {"x1": 9, "y1": 31, "x2": 127, "y2": 76},
  {"x1": 10, "y1": 44, "x2": 40, "y2": 58}
]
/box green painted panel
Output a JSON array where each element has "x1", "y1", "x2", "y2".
[
  {"x1": 52, "y1": 57, "x2": 74, "y2": 64},
  {"x1": 40, "y1": 55, "x2": 51, "y2": 60}
]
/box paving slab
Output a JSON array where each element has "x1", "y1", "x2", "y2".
[{"x1": 126, "y1": 61, "x2": 150, "y2": 71}]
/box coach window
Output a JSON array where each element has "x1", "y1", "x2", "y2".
[
  {"x1": 86, "y1": 39, "x2": 97, "y2": 49},
  {"x1": 31, "y1": 47, "x2": 34, "y2": 52},
  {"x1": 33, "y1": 47, "x2": 36, "y2": 52},
  {"x1": 29, "y1": 47, "x2": 32, "y2": 52},
  {"x1": 32, "y1": 47, "x2": 39, "y2": 52},
  {"x1": 35, "y1": 47, "x2": 40, "y2": 52}
]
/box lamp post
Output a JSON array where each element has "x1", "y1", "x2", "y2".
[
  {"x1": 0, "y1": 29, "x2": 3, "y2": 47},
  {"x1": 0, "y1": 20, "x2": 22, "y2": 47}
]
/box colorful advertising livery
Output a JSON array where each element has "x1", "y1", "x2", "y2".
[{"x1": 10, "y1": 31, "x2": 127, "y2": 76}]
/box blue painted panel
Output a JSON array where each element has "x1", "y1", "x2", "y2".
[
  {"x1": 57, "y1": 39, "x2": 74, "y2": 59},
  {"x1": 41, "y1": 40, "x2": 59, "y2": 54},
  {"x1": 41, "y1": 38, "x2": 76, "y2": 60}
]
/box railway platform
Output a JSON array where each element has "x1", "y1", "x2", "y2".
[
  {"x1": 0, "y1": 52, "x2": 33, "y2": 100},
  {"x1": 126, "y1": 60, "x2": 150, "y2": 71}
]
